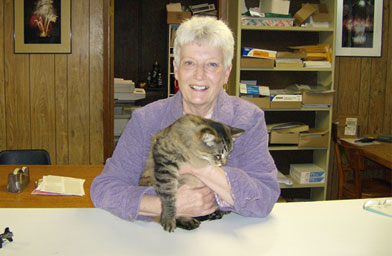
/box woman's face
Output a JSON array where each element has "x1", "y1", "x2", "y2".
[{"x1": 174, "y1": 42, "x2": 232, "y2": 115}]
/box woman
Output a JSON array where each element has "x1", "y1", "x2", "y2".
[{"x1": 91, "y1": 16, "x2": 280, "y2": 222}]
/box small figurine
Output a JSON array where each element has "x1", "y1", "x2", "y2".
[
  {"x1": 157, "y1": 73, "x2": 163, "y2": 87},
  {"x1": 146, "y1": 72, "x2": 152, "y2": 86},
  {"x1": 0, "y1": 227, "x2": 13, "y2": 248}
]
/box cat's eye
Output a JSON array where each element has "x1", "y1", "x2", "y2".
[{"x1": 215, "y1": 155, "x2": 221, "y2": 160}]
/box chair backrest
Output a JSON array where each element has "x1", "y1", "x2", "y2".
[
  {"x1": 0, "y1": 149, "x2": 51, "y2": 165},
  {"x1": 335, "y1": 139, "x2": 363, "y2": 199}
]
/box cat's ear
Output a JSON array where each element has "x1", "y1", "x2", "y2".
[
  {"x1": 199, "y1": 127, "x2": 217, "y2": 147},
  {"x1": 230, "y1": 127, "x2": 245, "y2": 140}
]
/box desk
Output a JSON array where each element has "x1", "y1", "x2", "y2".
[
  {"x1": 0, "y1": 199, "x2": 391, "y2": 256},
  {"x1": 0, "y1": 165, "x2": 103, "y2": 207},
  {"x1": 340, "y1": 139, "x2": 392, "y2": 169}
]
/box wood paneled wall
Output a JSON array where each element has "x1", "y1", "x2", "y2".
[
  {"x1": 328, "y1": 0, "x2": 392, "y2": 199},
  {"x1": 0, "y1": 0, "x2": 106, "y2": 164}
]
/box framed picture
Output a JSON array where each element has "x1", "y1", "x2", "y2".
[
  {"x1": 336, "y1": 0, "x2": 383, "y2": 57},
  {"x1": 14, "y1": 0, "x2": 71, "y2": 54}
]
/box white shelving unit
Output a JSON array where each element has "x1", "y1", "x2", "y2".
[
  {"x1": 226, "y1": 0, "x2": 336, "y2": 201},
  {"x1": 167, "y1": 24, "x2": 179, "y2": 97}
]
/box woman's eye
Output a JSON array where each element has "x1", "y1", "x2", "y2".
[
  {"x1": 184, "y1": 60, "x2": 194, "y2": 66},
  {"x1": 206, "y1": 62, "x2": 220, "y2": 71},
  {"x1": 207, "y1": 62, "x2": 218, "y2": 68}
]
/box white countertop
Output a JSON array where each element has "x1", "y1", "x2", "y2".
[{"x1": 1, "y1": 198, "x2": 391, "y2": 256}]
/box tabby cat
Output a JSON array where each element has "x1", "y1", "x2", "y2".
[{"x1": 139, "y1": 114, "x2": 244, "y2": 232}]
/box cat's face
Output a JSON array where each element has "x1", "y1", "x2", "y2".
[{"x1": 197, "y1": 122, "x2": 244, "y2": 166}]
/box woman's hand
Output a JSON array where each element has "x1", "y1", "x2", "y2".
[
  {"x1": 179, "y1": 164, "x2": 234, "y2": 207},
  {"x1": 176, "y1": 184, "x2": 218, "y2": 217},
  {"x1": 139, "y1": 183, "x2": 217, "y2": 218}
]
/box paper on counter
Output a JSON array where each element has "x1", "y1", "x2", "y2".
[{"x1": 32, "y1": 175, "x2": 85, "y2": 196}]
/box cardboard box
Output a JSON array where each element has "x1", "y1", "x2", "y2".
[
  {"x1": 270, "y1": 94, "x2": 302, "y2": 109},
  {"x1": 241, "y1": 96, "x2": 270, "y2": 109},
  {"x1": 167, "y1": 12, "x2": 191, "y2": 24},
  {"x1": 311, "y1": 4, "x2": 330, "y2": 22},
  {"x1": 166, "y1": 3, "x2": 191, "y2": 24},
  {"x1": 302, "y1": 91, "x2": 334, "y2": 105},
  {"x1": 275, "y1": 63, "x2": 303, "y2": 68},
  {"x1": 298, "y1": 129, "x2": 329, "y2": 147},
  {"x1": 240, "y1": 58, "x2": 275, "y2": 68},
  {"x1": 293, "y1": 3, "x2": 317, "y2": 26},
  {"x1": 334, "y1": 115, "x2": 360, "y2": 138},
  {"x1": 268, "y1": 122, "x2": 309, "y2": 133},
  {"x1": 270, "y1": 130, "x2": 299, "y2": 144},
  {"x1": 259, "y1": 0, "x2": 291, "y2": 15}
]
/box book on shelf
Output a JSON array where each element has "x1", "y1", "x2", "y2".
[
  {"x1": 240, "y1": 83, "x2": 270, "y2": 96},
  {"x1": 189, "y1": 3, "x2": 215, "y2": 14},
  {"x1": 242, "y1": 47, "x2": 277, "y2": 60}
]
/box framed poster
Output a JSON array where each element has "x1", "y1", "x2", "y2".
[
  {"x1": 336, "y1": 0, "x2": 383, "y2": 57},
  {"x1": 14, "y1": 0, "x2": 71, "y2": 54}
]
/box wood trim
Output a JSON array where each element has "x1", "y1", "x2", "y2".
[
  {"x1": 0, "y1": 0, "x2": 6, "y2": 151},
  {"x1": 68, "y1": 0, "x2": 90, "y2": 164},
  {"x1": 103, "y1": 0, "x2": 114, "y2": 160},
  {"x1": 384, "y1": 0, "x2": 392, "y2": 133},
  {"x1": 90, "y1": 0, "x2": 105, "y2": 164}
]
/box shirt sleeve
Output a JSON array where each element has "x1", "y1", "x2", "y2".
[
  {"x1": 220, "y1": 108, "x2": 280, "y2": 217},
  {"x1": 90, "y1": 110, "x2": 156, "y2": 222}
]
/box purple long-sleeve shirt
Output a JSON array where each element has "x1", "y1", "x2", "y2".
[{"x1": 91, "y1": 90, "x2": 280, "y2": 221}]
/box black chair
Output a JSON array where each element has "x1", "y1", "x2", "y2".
[{"x1": 0, "y1": 149, "x2": 51, "y2": 165}]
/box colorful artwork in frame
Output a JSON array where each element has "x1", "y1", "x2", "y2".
[
  {"x1": 14, "y1": 0, "x2": 71, "y2": 53},
  {"x1": 336, "y1": 0, "x2": 383, "y2": 57}
]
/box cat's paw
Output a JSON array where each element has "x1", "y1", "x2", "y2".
[
  {"x1": 160, "y1": 216, "x2": 177, "y2": 232},
  {"x1": 176, "y1": 217, "x2": 200, "y2": 230}
]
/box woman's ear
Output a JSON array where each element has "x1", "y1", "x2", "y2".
[
  {"x1": 173, "y1": 59, "x2": 178, "y2": 80},
  {"x1": 224, "y1": 64, "x2": 232, "y2": 84}
]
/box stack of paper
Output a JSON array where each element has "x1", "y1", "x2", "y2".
[
  {"x1": 275, "y1": 51, "x2": 306, "y2": 68},
  {"x1": 289, "y1": 44, "x2": 332, "y2": 64},
  {"x1": 290, "y1": 164, "x2": 325, "y2": 184},
  {"x1": 277, "y1": 171, "x2": 293, "y2": 185},
  {"x1": 114, "y1": 78, "x2": 145, "y2": 101},
  {"x1": 303, "y1": 61, "x2": 331, "y2": 68},
  {"x1": 32, "y1": 175, "x2": 86, "y2": 196}
]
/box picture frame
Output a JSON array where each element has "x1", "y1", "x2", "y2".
[
  {"x1": 14, "y1": 0, "x2": 71, "y2": 54},
  {"x1": 336, "y1": 0, "x2": 383, "y2": 57}
]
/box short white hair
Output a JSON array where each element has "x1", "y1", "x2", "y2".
[{"x1": 173, "y1": 16, "x2": 234, "y2": 70}]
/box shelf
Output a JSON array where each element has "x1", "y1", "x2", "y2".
[
  {"x1": 263, "y1": 107, "x2": 331, "y2": 112},
  {"x1": 269, "y1": 146, "x2": 328, "y2": 151},
  {"x1": 241, "y1": 25, "x2": 334, "y2": 32},
  {"x1": 240, "y1": 67, "x2": 333, "y2": 72},
  {"x1": 227, "y1": 0, "x2": 336, "y2": 201}
]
